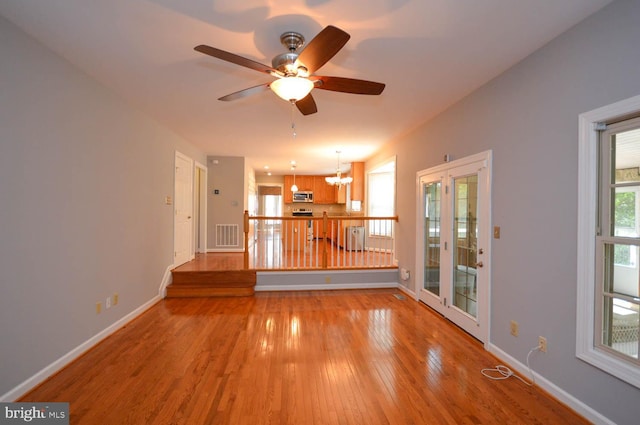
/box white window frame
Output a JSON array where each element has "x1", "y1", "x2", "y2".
[
  {"x1": 577, "y1": 94, "x2": 640, "y2": 389},
  {"x1": 366, "y1": 157, "x2": 396, "y2": 237}
]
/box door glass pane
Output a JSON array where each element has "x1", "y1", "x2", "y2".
[
  {"x1": 423, "y1": 181, "x2": 441, "y2": 295},
  {"x1": 453, "y1": 175, "x2": 478, "y2": 317}
]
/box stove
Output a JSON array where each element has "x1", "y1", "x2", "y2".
[
  {"x1": 292, "y1": 208, "x2": 314, "y2": 240},
  {"x1": 292, "y1": 208, "x2": 313, "y2": 217}
]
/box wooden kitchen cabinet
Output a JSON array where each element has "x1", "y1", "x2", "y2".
[
  {"x1": 296, "y1": 175, "x2": 314, "y2": 191},
  {"x1": 350, "y1": 162, "x2": 365, "y2": 201},
  {"x1": 313, "y1": 176, "x2": 337, "y2": 204},
  {"x1": 283, "y1": 175, "x2": 336, "y2": 204},
  {"x1": 284, "y1": 175, "x2": 293, "y2": 203}
]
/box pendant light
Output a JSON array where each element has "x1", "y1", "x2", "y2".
[{"x1": 290, "y1": 162, "x2": 298, "y2": 192}]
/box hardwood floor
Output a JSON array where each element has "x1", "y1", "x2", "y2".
[{"x1": 20, "y1": 290, "x2": 588, "y2": 424}]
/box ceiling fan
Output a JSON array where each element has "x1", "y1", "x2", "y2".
[{"x1": 194, "y1": 25, "x2": 385, "y2": 115}]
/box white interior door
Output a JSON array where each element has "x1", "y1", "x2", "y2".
[
  {"x1": 416, "y1": 151, "x2": 492, "y2": 343},
  {"x1": 174, "y1": 152, "x2": 194, "y2": 267}
]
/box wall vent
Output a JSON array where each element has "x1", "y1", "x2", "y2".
[{"x1": 216, "y1": 224, "x2": 239, "y2": 247}]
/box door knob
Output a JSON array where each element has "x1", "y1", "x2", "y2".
[{"x1": 475, "y1": 261, "x2": 483, "y2": 268}]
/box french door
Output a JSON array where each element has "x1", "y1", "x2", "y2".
[{"x1": 416, "y1": 151, "x2": 492, "y2": 343}]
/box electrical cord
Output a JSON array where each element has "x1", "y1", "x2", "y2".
[{"x1": 481, "y1": 345, "x2": 541, "y2": 386}]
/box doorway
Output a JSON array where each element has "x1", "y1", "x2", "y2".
[{"x1": 415, "y1": 151, "x2": 492, "y2": 343}]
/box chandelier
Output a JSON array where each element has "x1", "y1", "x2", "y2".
[{"x1": 325, "y1": 151, "x2": 353, "y2": 187}]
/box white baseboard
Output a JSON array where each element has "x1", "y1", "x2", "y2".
[
  {"x1": 255, "y1": 282, "x2": 399, "y2": 292},
  {"x1": 158, "y1": 263, "x2": 174, "y2": 298},
  {"x1": 2, "y1": 262, "x2": 173, "y2": 402},
  {"x1": 206, "y1": 248, "x2": 243, "y2": 253},
  {"x1": 487, "y1": 344, "x2": 614, "y2": 425},
  {"x1": 397, "y1": 284, "x2": 416, "y2": 299},
  {"x1": 1, "y1": 295, "x2": 162, "y2": 402}
]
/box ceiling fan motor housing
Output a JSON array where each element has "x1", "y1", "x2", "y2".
[{"x1": 273, "y1": 32, "x2": 307, "y2": 76}]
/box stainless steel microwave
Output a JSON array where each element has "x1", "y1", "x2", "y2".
[{"x1": 292, "y1": 191, "x2": 313, "y2": 203}]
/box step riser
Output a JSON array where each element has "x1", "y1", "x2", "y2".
[
  {"x1": 166, "y1": 286, "x2": 254, "y2": 297},
  {"x1": 171, "y1": 271, "x2": 256, "y2": 286},
  {"x1": 168, "y1": 270, "x2": 256, "y2": 298}
]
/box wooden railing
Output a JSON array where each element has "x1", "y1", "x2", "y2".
[{"x1": 243, "y1": 211, "x2": 398, "y2": 270}]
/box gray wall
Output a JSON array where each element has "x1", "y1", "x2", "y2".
[
  {"x1": 0, "y1": 16, "x2": 204, "y2": 397},
  {"x1": 207, "y1": 156, "x2": 246, "y2": 250},
  {"x1": 369, "y1": 0, "x2": 640, "y2": 423}
]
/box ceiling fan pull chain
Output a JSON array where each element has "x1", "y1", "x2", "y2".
[{"x1": 291, "y1": 102, "x2": 297, "y2": 138}]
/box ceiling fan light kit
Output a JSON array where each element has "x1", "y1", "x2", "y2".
[
  {"x1": 270, "y1": 77, "x2": 314, "y2": 102},
  {"x1": 194, "y1": 25, "x2": 385, "y2": 115}
]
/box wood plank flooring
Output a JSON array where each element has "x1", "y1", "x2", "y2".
[{"x1": 19, "y1": 290, "x2": 588, "y2": 424}]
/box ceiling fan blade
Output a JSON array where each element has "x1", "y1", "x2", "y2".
[
  {"x1": 295, "y1": 93, "x2": 318, "y2": 115},
  {"x1": 313, "y1": 76, "x2": 385, "y2": 95},
  {"x1": 297, "y1": 26, "x2": 350, "y2": 74},
  {"x1": 218, "y1": 84, "x2": 271, "y2": 101},
  {"x1": 194, "y1": 45, "x2": 278, "y2": 75}
]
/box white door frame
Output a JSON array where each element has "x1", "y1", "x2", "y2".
[
  {"x1": 195, "y1": 161, "x2": 208, "y2": 254},
  {"x1": 415, "y1": 150, "x2": 492, "y2": 345}
]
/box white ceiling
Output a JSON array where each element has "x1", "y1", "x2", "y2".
[{"x1": 0, "y1": 0, "x2": 612, "y2": 176}]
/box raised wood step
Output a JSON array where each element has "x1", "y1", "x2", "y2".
[{"x1": 166, "y1": 269, "x2": 256, "y2": 298}]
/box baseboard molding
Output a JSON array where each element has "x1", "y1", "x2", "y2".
[
  {"x1": 1, "y1": 295, "x2": 161, "y2": 402},
  {"x1": 255, "y1": 282, "x2": 399, "y2": 292},
  {"x1": 487, "y1": 344, "x2": 614, "y2": 425},
  {"x1": 397, "y1": 284, "x2": 416, "y2": 299},
  {"x1": 206, "y1": 248, "x2": 244, "y2": 253},
  {"x1": 158, "y1": 263, "x2": 174, "y2": 298}
]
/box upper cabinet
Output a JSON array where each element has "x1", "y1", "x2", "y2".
[
  {"x1": 350, "y1": 162, "x2": 365, "y2": 201},
  {"x1": 313, "y1": 176, "x2": 337, "y2": 204},
  {"x1": 283, "y1": 175, "x2": 293, "y2": 203}
]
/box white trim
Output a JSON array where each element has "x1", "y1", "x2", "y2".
[
  {"x1": 487, "y1": 344, "x2": 614, "y2": 425},
  {"x1": 0, "y1": 295, "x2": 161, "y2": 402},
  {"x1": 398, "y1": 284, "x2": 416, "y2": 299},
  {"x1": 577, "y1": 94, "x2": 640, "y2": 389},
  {"x1": 195, "y1": 161, "x2": 208, "y2": 254},
  {"x1": 158, "y1": 263, "x2": 174, "y2": 298}
]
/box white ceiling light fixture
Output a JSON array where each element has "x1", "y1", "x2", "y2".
[
  {"x1": 325, "y1": 151, "x2": 353, "y2": 187},
  {"x1": 270, "y1": 77, "x2": 314, "y2": 102}
]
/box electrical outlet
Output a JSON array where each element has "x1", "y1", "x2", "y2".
[
  {"x1": 538, "y1": 336, "x2": 547, "y2": 352},
  {"x1": 325, "y1": 276, "x2": 331, "y2": 284},
  {"x1": 106, "y1": 296, "x2": 111, "y2": 309},
  {"x1": 96, "y1": 302, "x2": 101, "y2": 314},
  {"x1": 113, "y1": 293, "x2": 119, "y2": 306},
  {"x1": 510, "y1": 320, "x2": 519, "y2": 337}
]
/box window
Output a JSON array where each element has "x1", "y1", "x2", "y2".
[
  {"x1": 597, "y1": 120, "x2": 640, "y2": 362},
  {"x1": 578, "y1": 95, "x2": 640, "y2": 389},
  {"x1": 367, "y1": 158, "x2": 396, "y2": 237}
]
